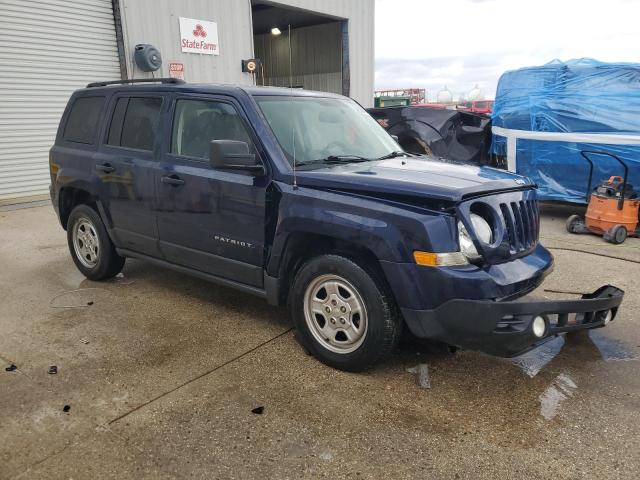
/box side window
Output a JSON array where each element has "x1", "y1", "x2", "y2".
[
  {"x1": 171, "y1": 99, "x2": 252, "y2": 159},
  {"x1": 63, "y1": 96, "x2": 105, "y2": 144},
  {"x1": 107, "y1": 97, "x2": 162, "y2": 151}
]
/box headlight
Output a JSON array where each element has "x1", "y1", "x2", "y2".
[
  {"x1": 458, "y1": 213, "x2": 492, "y2": 261},
  {"x1": 458, "y1": 221, "x2": 479, "y2": 260},
  {"x1": 470, "y1": 213, "x2": 492, "y2": 244}
]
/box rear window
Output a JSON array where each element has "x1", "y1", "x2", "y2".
[
  {"x1": 63, "y1": 96, "x2": 105, "y2": 144},
  {"x1": 107, "y1": 97, "x2": 162, "y2": 151}
]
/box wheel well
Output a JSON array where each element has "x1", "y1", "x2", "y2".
[
  {"x1": 59, "y1": 187, "x2": 98, "y2": 230},
  {"x1": 276, "y1": 232, "x2": 391, "y2": 306}
]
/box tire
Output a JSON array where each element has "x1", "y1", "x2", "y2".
[
  {"x1": 565, "y1": 214, "x2": 583, "y2": 233},
  {"x1": 66, "y1": 204, "x2": 125, "y2": 280},
  {"x1": 289, "y1": 254, "x2": 402, "y2": 372},
  {"x1": 608, "y1": 224, "x2": 628, "y2": 245}
]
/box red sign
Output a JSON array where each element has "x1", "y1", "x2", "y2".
[{"x1": 168, "y1": 62, "x2": 184, "y2": 81}]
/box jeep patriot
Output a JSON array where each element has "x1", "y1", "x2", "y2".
[{"x1": 49, "y1": 78, "x2": 624, "y2": 371}]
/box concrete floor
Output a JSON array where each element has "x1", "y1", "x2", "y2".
[{"x1": 1, "y1": 204, "x2": 639, "y2": 479}]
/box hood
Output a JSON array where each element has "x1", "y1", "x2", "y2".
[{"x1": 294, "y1": 156, "x2": 534, "y2": 203}]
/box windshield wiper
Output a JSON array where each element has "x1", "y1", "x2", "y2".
[
  {"x1": 377, "y1": 150, "x2": 409, "y2": 160},
  {"x1": 325, "y1": 155, "x2": 370, "y2": 163},
  {"x1": 295, "y1": 155, "x2": 371, "y2": 167}
]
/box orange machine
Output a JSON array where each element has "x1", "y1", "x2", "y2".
[{"x1": 566, "y1": 151, "x2": 639, "y2": 244}]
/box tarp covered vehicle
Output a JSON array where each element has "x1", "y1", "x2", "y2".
[
  {"x1": 491, "y1": 58, "x2": 640, "y2": 203},
  {"x1": 368, "y1": 106, "x2": 493, "y2": 165}
]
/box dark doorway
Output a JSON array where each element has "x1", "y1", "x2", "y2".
[{"x1": 251, "y1": 1, "x2": 349, "y2": 96}]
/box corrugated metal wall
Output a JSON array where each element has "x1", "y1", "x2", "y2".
[
  {"x1": 119, "y1": 0, "x2": 374, "y2": 106},
  {"x1": 118, "y1": 0, "x2": 255, "y2": 86},
  {"x1": 254, "y1": 22, "x2": 342, "y2": 94},
  {"x1": 0, "y1": 0, "x2": 122, "y2": 202},
  {"x1": 0, "y1": 0, "x2": 374, "y2": 203}
]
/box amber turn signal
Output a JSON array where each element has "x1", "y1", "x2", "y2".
[{"x1": 413, "y1": 250, "x2": 468, "y2": 267}]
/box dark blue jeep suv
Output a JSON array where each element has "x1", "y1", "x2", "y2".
[{"x1": 49, "y1": 78, "x2": 623, "y2": 371}]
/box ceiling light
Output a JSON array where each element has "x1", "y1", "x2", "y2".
[{"x1": 271, "y1": 27, "x2": 281, "y2": 36}]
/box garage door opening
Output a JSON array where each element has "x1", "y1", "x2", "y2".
[{"x1": 251, "y1": 1, "x2": 348, "y2": 96}]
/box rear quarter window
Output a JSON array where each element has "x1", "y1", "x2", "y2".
[
  {"x1": 107, "y1": 97, "x2": 163, "y2": 151},
  {"x1": 63, "y1": 96, "x2": 105, "y2": 144}
]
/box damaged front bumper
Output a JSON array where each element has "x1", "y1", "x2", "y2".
[{"x1": 401, "y1": 285, "x2": 624, "y2": 357}]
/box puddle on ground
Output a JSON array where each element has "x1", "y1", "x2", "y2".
[
  {"x1": 588, "y1": 330, "x2": 638, "y2": 361},
  {"x1": 406, "y1": 364, "x2": 431, "y2": 388},
  {"x1": 509, "y1": 336, "x2": 566, "y2": 378},
  {"x1": 539, "y1": 372, "x2": 578, "y2": 420},
  {"x1": 507, "y1": 330, "x2": 637, "y2": 378}
]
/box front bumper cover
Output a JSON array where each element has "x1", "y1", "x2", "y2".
[{"x1": 401, "y1": 285, "x2": 624, "y2": 357}]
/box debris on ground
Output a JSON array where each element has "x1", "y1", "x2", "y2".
[
  {"x1": 5, "y1": 364, "x2": 17, "y2": 372},
  {"x1": 406, "y1": 363, "x2": 431, "y2": 389},
  {"x1": 319, "y1": 452, "x2": 333, "y2": 461},
  {"x1": 113, "y1": 272, "x2": 135, "y2": 285},
  {"x1": 251, "y1": 406, "x2": 264, "y2": 415},
  {"x1": 62, "y1": 405, "x2": 70, "y2": 413},
  {"x1": 48, "y1": 366, "x2": 57, "y2": 374}
]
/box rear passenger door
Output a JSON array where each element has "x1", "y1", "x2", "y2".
[
  {"x1": 155, "y1": 95, "x2": 268, "y2": 287},
  {"x1": 94, "y1": 94, "x2": 164, "y2": 257}
]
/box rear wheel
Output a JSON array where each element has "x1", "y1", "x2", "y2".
[
  {"x1": 67, "y1": 204, "x2": 125, "y2": 280},
  {"x1": 289, "y1": 254, "x2": 401, "y2": 371},
  {"x1": 565, "y1": 214, "x2": 584, "y2": 233}
]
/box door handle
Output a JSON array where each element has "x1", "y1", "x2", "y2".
[
  {"x1": 95, "y1": 163, "x2": 115, "y2": 173},
  {"x1": 161, "y1": 175, "x2": 185, "y2": 186}
]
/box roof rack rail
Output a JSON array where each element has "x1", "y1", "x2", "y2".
[{"x1": 86, "y1": 78, "x2": 185, "y2": 88}]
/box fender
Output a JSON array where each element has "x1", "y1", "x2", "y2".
[{"x1": 265, "y1": 184, "x2": 458, "y2": 277}]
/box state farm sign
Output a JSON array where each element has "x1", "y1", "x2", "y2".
[{"x1": 179, "y1": 17, "x2": 219, "y2": 55}]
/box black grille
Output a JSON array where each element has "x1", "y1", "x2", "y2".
[{"x1": 499, "y1": 199, "x2": 539, "y2": 252}]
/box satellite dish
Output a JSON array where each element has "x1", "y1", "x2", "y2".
[{"x1": 134, "y1": 44, "x2": 162, "y2": 72}]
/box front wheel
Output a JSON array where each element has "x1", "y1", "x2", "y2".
[
  {"x1": 67, "y1": 204, "x2": 125, "y2": 280},
  {"x1": 289, "y1": 255, "x2": 402, "y2": 371},
  {"x1": 607, "y1": 224, "x2": 628, "y2": 244}
]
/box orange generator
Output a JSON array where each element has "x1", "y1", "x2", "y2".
[{"x1": 566, "y1": 150, "x2": 639, "y2": 244}]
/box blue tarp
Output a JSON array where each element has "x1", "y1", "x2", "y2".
[{"x1": 491, "y1": 58, "x2": 640, "y2": 202}]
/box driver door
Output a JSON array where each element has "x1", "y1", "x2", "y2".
[{"x1": 155, "y1": 95, "x2": 268, "y2": 287}]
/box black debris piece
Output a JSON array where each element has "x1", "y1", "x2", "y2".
[
  {"x1": 251, "y1": 406, "x2": 264, "y2": 415},
  {"x1": 48, "y1": 366, "x2": 58, "y2": 374},
  {"x1": 87, "y1": 301, "x2": 94, "y2": 306},
  {"x1": 367, "y1": 106, "x2": 494, "y2": 166},
  {"x1": 63, "y1": 405, "x2": 71, "y2": 412},
  {"x1": 5, "y1": 364, "x2": 17, "y2": 372}
]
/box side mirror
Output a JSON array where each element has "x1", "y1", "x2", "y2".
[
  {"x1": 391, "y1": 134, "x2": 399, "y2": 142},
  {"x1": 209, "y1": 140, "x2": 265, "y2": 175}
]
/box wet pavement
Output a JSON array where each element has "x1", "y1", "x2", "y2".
[{"x1": 0, "y1": 204, "x2": 639, "y2": 479}]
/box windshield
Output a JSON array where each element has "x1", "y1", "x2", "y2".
[{"x1": 254, "y1": 95, "x2": 402, "y2": 167}]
